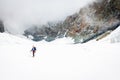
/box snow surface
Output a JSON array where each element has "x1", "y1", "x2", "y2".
[
  {"x1": 101, "y1": 26, "x2": 120, "y2": 43},
  {"x1": 0, "y1": 27, "x2": 120, "y2": 80}
]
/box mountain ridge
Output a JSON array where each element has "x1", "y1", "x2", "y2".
[{"x1": 24, "y1": 0, "x2": 120, "y2": 43}]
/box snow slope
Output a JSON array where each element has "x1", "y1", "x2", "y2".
[
  {"x1": 0, "y1": 29, "x2": 120, "y2": 80},
  {"x1": 101, "y1": 26, "x2": 120, "y2": 43}
]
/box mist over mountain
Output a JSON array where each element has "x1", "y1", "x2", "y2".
[
  {"x1": 65, "y1": 0, "x2": 120, "y2": 43},
  {"x1": 0, "y1": 0, "x2": 120, "y2": 43},
  {"x1": 24, "y1": 0, "x2": 120, "y2": 43},
  {"x1": 0, "y1": 0, "x2": 94, "y2": 34}
]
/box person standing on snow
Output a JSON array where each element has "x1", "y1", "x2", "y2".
[{"x1": 31, "y1": 46, "x2": 37, "y2": 57}]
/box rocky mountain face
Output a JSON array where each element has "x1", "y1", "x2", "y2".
[
  {"x1": 24, "y1": 22, "x2": 67, "y2": 42},
  {"x1": 64, "y1": 0, "x2": 120, "y2": 43},
  {"x1": 24, "y1": 0, "x2": 120, "y2": 43},
  {"x1": 0, "y1": 21, "x2": 4, "y2": 33}
]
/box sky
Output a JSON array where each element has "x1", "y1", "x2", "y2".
[{"x1": 0, "y1": 0, "x2": 95, "y2": 34}]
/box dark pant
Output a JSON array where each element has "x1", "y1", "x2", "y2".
[{"x1": 32, "y1": 51, "x2": 36, "y2": 57}]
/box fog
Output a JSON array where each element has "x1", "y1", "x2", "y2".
[{"x1": 0, "y1": 0, "x2": 95, "y2": 34}]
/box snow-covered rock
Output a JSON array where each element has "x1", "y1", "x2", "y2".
[{"x1": 102, "y1": 26, "x2": 120, "y2": 43}]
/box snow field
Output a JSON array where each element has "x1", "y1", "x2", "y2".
[{"x1": 0, "y1": 30, "x2": 120, "y2": 80}]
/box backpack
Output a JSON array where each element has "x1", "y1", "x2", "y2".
[
  {"x1": 34, "y1": 47, "x2": 36, "y2": 50},
  {"x1": 32, "y1": 47, "x2": 36, "y2": 51}
]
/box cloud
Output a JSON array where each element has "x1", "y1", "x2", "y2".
[{"x1": 0, "y1": 0, "x2": 95, "y2": 34}]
